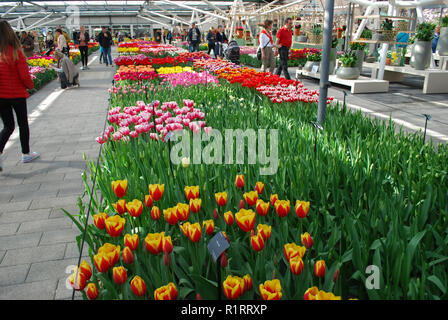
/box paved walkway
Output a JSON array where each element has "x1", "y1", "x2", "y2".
[{"x1": 0, "y1": 50, "x2": 116, "y2": 299}]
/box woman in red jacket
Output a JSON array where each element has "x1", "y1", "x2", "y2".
[{"x1": 0, "y1": 21, "x2": 39, "y2": 172}]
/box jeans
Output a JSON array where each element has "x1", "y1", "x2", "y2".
[
  {"x1": 215, "y1": 43, "x2": 222, "y2": 58},
  {"x1": 0, "y1": 98, "x2": 30, "y2": 154},
  {"x1": 79, "y1": 46, "x2": 88, "y2": 66},
  {"x1": 275, "y1": 46, "x2": 291, "y2": 79},
  {"x1": 103, "y1": 47, "x2": 112, "y2": 65},
  {"x1": 190, "y1": 41, "x2": 200, "y2": 52}
]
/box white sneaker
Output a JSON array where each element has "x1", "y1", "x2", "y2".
[{"x1": 22, "y1": 151, "x2": 40, "y2": 163}]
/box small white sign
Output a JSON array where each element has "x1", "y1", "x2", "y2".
[{"x1": 311, "y1": 65, "x2": 319, "y2": 74}]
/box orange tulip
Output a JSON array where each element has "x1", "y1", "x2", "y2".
[
  {"x1": 274, "y1": 200, "x2": 290, "y2": 217},
  {"x1": 255, "y1": 200, "x2": 269, "y2": 216},
  {"x1": 189, "y1": 198, "x2": 202, "y2": 213},
  {"x1": 124, "y1": 234, "x2": 139, "y2": 251},
  {"x1": 243, "y1": 191, "x2": 258, "y2": 206},
  {"x1": 215, "y1": 192, "x2": 228, "y2": 207},
  {"x1": 300, "y1": 232, "x2": 314, "y2": 249},
  {"x1": 144, "y1": 194, "x2": 153, "y2": 207},
  {"x1": 315, "y1": 260, "x2": 326, "y2": 278},
  {"x1": 270, "y1": 194, "x2": 279, "y2": 206},
  {"x1": 283, "y1": 243, "x2": 306, "y2": 261},
  {"x1": 304, "y1": 286, "x2": 319, "y2": 300},
  {"x1": 126, "y1": 199, "x2": 143, "y2": 218},
  {"x1": 224, "y1": 211, "x2": 234, "y2": 225},
  {"x1": 112, "y1": 199, "x2": 127, "y2": 215},
  {"x1": 145, "y1": 232, "x2": 164, "y2": 255},
  {"x1": 295, "y1": 200, "x2": 310, "y2": 218},
  {"x1": 223, "y1": 275, "x2": 244, "y2": 300},
  {"x1": 163, "y1": 207, "x2": 178, "y2": 225},
  {"x1": 131, "y1": 275, "x2": 147, "y2": 297},
  {"x1": 93, "y1": 212, "x2": 109, "y2": 229},
  {"x1": 202, "y1": 219, "x2": 215, "y2": 235},
  {"x1": 105, "y1": 215, "x2": 125, "y2": 237},
  {"x1": 154, "y1": 282, "x2": 178, "y2": 300},
  {"x1": 187, "y1": 223, "x2": 202, "y2": 242},
  {"x1": 122, "y1": 246, "x2": 134, "y2": 264},
  {"x1": 179, "y1": 222, "x2": 191, "y2": 237},
  {"x1": 304, "y1": 287, "x2": 341, "y2": 300},
  {"x1": 151, "y1": 206, "x2": 161, "y2": 220},
  {"x1": 176, "y1": 203, "x2": 190, "y2": 221},
  {"x1": 184, "y1": 186, "x2": 199, "y2": 200},
  {"x1": 112, "y1": 179, "x2": 128, "y2": 198},
  {"x1": 79, "y1": 260, "x2": 92, "y2": 280},
  {"x1": 149, "y1": 184, "x2": 164, "y2": 201},
  {"x1": 259, "y1": 279, "x2": 282, "y2": 300},
  {"x1": 251, "y1": 232, "x2": 265, "y2": 252},
  {"x1": 94, "y1": 243, "x2": 120, "y2": 273},
  {"x1": 289, "y1": 256, "x2": 304, "y2": 275},
  {"x1": 243, "y1": 274, "x2": 253, "y2": 291},
  {"x1": 86, "y1": 282, "x2": 99, "y2": 300},
  {"x1": 235, "y1": 209, "x2": 256, "y2": 232},
  {"x1": 256, "y1": 224, "x2": 272, "y2": 241},
  {"x1": 113, "y1": 266, "x2": 128, "y2": 285},
  {"x1": 255, "y1": 181, "x2": 264, "y2": 194},
  {"x1": 162, "y1": 235, "x2": 173, "y2": 254},
  {"x1": 235, "y1": 174, "x2": 245, "y2": 189},
  {"x1": 68, "y1": 268, "x2": 87, "y2": 290}
]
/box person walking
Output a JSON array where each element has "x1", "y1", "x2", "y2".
[
  {"x1": 215, "y1": 25, "x2": 228, "y2": 58},
  {"x1": 206, "y1": 27, "x2": 216, "y2": 56},
  {"x1": 167, "y1": 30, "x2": 173, "y2": 44},
  {"x1": 0, "y1": 21, "x2": 39, "y2": 172},
  {"x1": 51, "y1": 50, "x2": 80, "y2": 89},
  {"x1": 274, "y1": 18, "x2": 293, "y2": 80},
  {"x1": 55, "y1": 29, "x2": 69, "y2": 57},
  {"x1": 20, "y1": 31, "x2": 34, "y2": 58},
  {"x1": 98, "y1": 27, "x2": 113, "y2": 66},
  {"x1": 260, "y1": 19, "x2": 276, "y2": 73},
  {"x1": 187, "y1": 23, "x2": 201, "y2": 52},
  {"x1": 433, "y1": 25, "x2": 440, "y2": 53},
  {"x1": 77, "y1": 25, "x2": 90, "y2": 70},
  {"x1": 32, "y1": 31, "x2": 41, "y2": 56}
]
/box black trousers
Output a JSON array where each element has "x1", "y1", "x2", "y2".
[
  {"x1": 207, "y1": 42, "x2": 215, "y2": 56},
  {"x1": 275, "y1": 46, "x2": 291, "y2": 80},
  {"x1": 0, "y1": 98, "x2": 30, "y2": 154},
  {"x1": 79, "y1": 46, "x2": 88, "y2": 66}
]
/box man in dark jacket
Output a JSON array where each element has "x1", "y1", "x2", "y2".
[
  {"x1": 20, "y1": 31, "x2": 34, "y2": 57},
  {"x1": 187, "y1": 23, "x2": 201, "y2": 52},
  {"x1": 98, "y1": 27, "x2": 113, "y2": 66}
]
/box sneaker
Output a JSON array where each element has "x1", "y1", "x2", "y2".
[
  {"x1": 22, "y1": 151, "x2": 40, "y2": 163},
  {"x1": 85, "y1": 66, "x2": 90, "y2": 70}
]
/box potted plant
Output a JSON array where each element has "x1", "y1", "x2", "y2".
[
  {"x1": 310, "y1": 24, "x2": 322, "y2": 44},
  {"x1": 304, "y1": 49, "x2": 322, "y2": 72},
  {"x1": 386, "y1": 51, "x2": 392, "y2": 65},
  {"x1": 437, "y1": 16, "x2": 448, "y2": 55},
  {"x1": 236, "y1": 26, "x2": 244, "y2": 38},
  {"x1": 336, "y1": 51, "x2": 360, "y2": 79},
  {"x1": 381, "y1": 18, "x2": 395, "y2": 42},
  {"x1": 410, "y1": 22, "x2": 435, "y2": 70},
  {"x1": 294, "y1": 24, "x2": 301, "y2": 36},
  {"x1": 349, "y1": 41, "x2": 366, "y2": 72}
]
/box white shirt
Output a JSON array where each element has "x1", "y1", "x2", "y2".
[
  {"x1": 259, "y1": 31, "x2": 273, "y2": 48},
  {"x1": 57, "y1": 34, "x2": 67, "y2": 50}
]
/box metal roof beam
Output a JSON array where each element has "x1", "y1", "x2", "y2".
[
  {"x1": 137, "y1": 14, "x2": 171, "y2": 28},
  {"x1": 201, "y1": 0, "x2": 227, "y2": 15},
  {"x1": 159, "y1": 0, "x2": 229, "y2": 21},
  {"x1": 147, "y1": 3, "x2": 191, "y2": 25},
  {"x1": 1, "y1": 3, "x2": 20, "y2": 18},
  {"x1": 142, "y1": 8, "x2": 189, "y2": 25}
]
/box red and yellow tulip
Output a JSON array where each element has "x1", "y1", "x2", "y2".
[
  {"x1": 189, "y1": 198, "x2": 202, "y2": 213},
  {"x1": 295, "y1": 200, "x2": 310, "y2": 218},
  {"x1": 151, "y1": 206, "x2": 161, "y2": 220},
  {"x1": 235, "y1": 174, "x2": 245, "y2": 189},
  {"x1": 113, "y1": 266, "x2": 128, "y2": 285},
  {"x1": 255, "y1": 181, "x2": 264, "y2": 194},
  {"x1": 184, "y1": 186, "x2": 199, "y2": 200},
  {"x1": 289, "y1": 256, "x2": 304, "y2": 275},
  {"x1": 259, "y1": 279, "x2": 282, "y2": 300},
  {"x1": 94, "y1": 243, "x2": 120, "y2": 273},
  {"x1": 255, "y1": 200, "x2": 269, "y2": 216},
  {"x1": 223, "y1": 275, "x2": 245, "y2": 300},
  {"x1": 105, "y1": 215, "x2": 126, "y2": 237},
  {"x1": 315, "y1": 260, "x2": 326, "y2": 278},
  {"x1": 235, "y1": 209, "x2": 256, "y2": 232},
  {"x1": 144, "y1": 194, "x2": 153, "y2": 207},
  {"x1": 79, "y1": 260, "x2": 92, "y2": 280},
  {"x1": 270, "y1": 194, "x2": 279, "y2": 206},
  {"x1": 124, "y1": 234, "x2": 139, "y2": 251},
  {"x1": 187, "y1": 222, "x2": 202, "y2": 242},
  {"x1": 126, "y1": 199, "x2": 143, "y2": 218},
  {"x1": 86, "y1": 282, "x2": 99, "y2": 300},
  {"x1": 274, "y1": 200, "x2": 290, "y2": 217},
  {"x1": 301, "y1": 232, "x2": 314, "y2": 249},
  {"x1": 149, "y1": 184, "x2": 164, "y2": 201},
  {"x1": 163, "y1": 207, "x2": 178, "y2": 225},
  {"x1": 176, "y1": 203, "x2": 190, "y2": 221},
  {"x1": 304, "y1": 287, "x2": 341, "y2": 300},
  {"x1": 112, "y1": 199, "x2": 127, "y2": 215},
  {"x1": 284, "y1": 243, "x2": 306, "y2": 261},
  {"x1": 144, "y1": 232, "x2": 164, "y2": 255},
  {"x1": 154, "y1": 282, "x2": 178, "y2": 300},
  {"x1": 256, "y1": 224, "x2": 272, "y2": 241},
  {"x1": 243, "y1": 274, "x2": 253, "y2": 291},
  {"x1": 179, "y1": 222, "x2": 191, "y2": 237},
  {"x1": 122, "y1": 246, "x2": 134, "y2": 264},
  {"x1": 68, "y1": 268, "x2": 87, "y2": 291},
  {"x1": 224, "y1": 211, "x2": 234, "y2": 225},
  {"x1": 131, "y1": 275, "x2": 147, "y2": 297},
  {"x1": 93, "y1": 212, "x2": 109, "y2": 229},
  {"x1": 215, "y1": 192, "x2": 228, "y2": 207},
  {"x1": 243, "y1": 191, "x2": 258, "y2": 206},
  {"x1": 162, "y1": 235, "x2": 173, "y2": 254},
  {"x1": 203, "y1": 219, "x2": 215, "y2": 235},
  {"x1": 112, "y1": 179, "x2": 128, "y2": 198},
  {"x1": 251, "y1": 232, "x2": 265, "y2": 252}
]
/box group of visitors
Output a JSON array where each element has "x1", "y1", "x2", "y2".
[{"x1": 96, "y1": 26, "x2": 113, "y2": 67}]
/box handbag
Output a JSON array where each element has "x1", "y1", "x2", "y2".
[{"x1": 257, "y1": 42, "x2": 269, "y2": 60}]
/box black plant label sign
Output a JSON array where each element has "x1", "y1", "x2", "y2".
[{"x1": 208, "y1": 232, "x2": 230, "y2": 262}]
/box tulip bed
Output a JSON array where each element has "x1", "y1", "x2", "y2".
[{"x1": 66, "y1": 43, "x2": 448, "y2": 301}]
